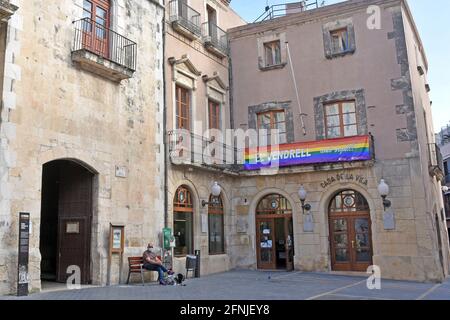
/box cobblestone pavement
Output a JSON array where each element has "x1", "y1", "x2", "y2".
[{"x1": 2, "y1": 270, "x2": 450, "y2": 300}]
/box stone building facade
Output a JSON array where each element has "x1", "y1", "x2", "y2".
[
  {"x1": 166, "y1": 0, "x2": 449, "y2": 283},
  {"x1": 437, "y1": 125, "x2": 450, "y2": 239},
  {"x1": 0, "y1": 0, "x2": 165, "y2": 295},
  {"x1": 1, "y1": 0, "x2": 449, "y2": 296},
  {"x1": 223, "y1": 0, "x2": 449, "y2": 282},
  {"x1": 164, "y1": 0, "x2": 245, "y2": 275}
]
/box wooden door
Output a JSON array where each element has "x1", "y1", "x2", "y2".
[
  {"x1": 82, "y1": 0, "x2": 110, "y2": 58},
  {"x1": 329, "y1": 214, "x2": 373, "y2": 272},
  {"x1": 56, "y1": 162, "x2": 93, "y2": 284},
  {"x1": 256, "y1": 219, "x2": 276, "y2": 270},
  {"x1": 57, "y1": 217, "x2": 91, "y2": 283}
]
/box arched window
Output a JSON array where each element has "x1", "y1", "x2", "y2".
[
  {"x1": 173, "y1": 186, "x2": 193, "y2": 256},
  {"x1": 208, "y1": 194, "x2": 224, "y2": 255},
  {"x1": 329, "y1": 190, "x2": 369, "y2": 213},
  {"x1": 256, "y1": 194, "x2": 292, "y2": 215}
]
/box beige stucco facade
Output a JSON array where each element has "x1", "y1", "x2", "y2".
[
  {"x1": 222, "y1": 0, "x2": 449, "y2": 282},
  {"x1": 0, "y1": 0, "x2": 165, "y2": 295}
]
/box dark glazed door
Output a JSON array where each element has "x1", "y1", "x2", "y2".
[
  {"x1": 57, "y1": 162, "x2": 93, "y2": 284},
  {"x1": 285, "y1": 217, "x2": 294, "y2": 271},
  {"x1": 256, "y1": 219, "x2": 276, "y2": 270}
]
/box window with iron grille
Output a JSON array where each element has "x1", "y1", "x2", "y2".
[{"x1": 208, "y1": 195, "x2": 224, "y2": 255}]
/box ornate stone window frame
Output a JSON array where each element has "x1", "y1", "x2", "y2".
[
  {"x1": 257, "y1": 32, "x2": 287, "y2": 71},
  {"x1": 169, "y1": 55, "x2": 202, "y2": 131},
  {"x1": 248, "y1": 101, "x2": 295, "y2": 143},
  {"x1": 314, "y1": 89, "x2": 367, "y2": 140},
  {"x1": 203, "y1": 72, "x2": 228, "y2": 131},
  {"x1": 322, "y1": 18, "x2": 356, "y2": 59}
]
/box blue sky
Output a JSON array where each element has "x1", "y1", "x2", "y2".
[{"x1": 230, "y1": 0, "x2": 450, "y2": 133}]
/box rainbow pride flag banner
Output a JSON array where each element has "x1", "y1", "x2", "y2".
[{"x1": 244, "y1": 135, "x2": 372, "y2": 170}]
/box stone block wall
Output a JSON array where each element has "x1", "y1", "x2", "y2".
[{"x1": 0, "y1": 0, "x2": 165, "y2": 295}]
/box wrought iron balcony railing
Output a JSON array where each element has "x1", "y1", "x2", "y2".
[
  {"x1": 202, "y1": 22, "x2": 228, "y2": 56},
  {"x1": 254, "y1": 0, "x2": 319, "y2": 23},
  {"x1": 168, "y1": 130, "x2": 241, "y2": 171},
  {"x1": 169, "y1": 0, "x2": 201, "y2": 39},
  {"x1": 72, "y1": 18, "x2": 137, "y2": 71}
]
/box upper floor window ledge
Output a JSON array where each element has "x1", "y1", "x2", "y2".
[
  {"x1": 0, "y1": 0, "x2": 18, "y2": 21},
  {"x1": 71, "y1": 18, "x2": 137, "y2": 82},
  {"x1": 169, "y1": 0, "x2": 201, "y2": 40},
  {"x1": 259, "y1": 62, "x2": 287, "y2": 71}
]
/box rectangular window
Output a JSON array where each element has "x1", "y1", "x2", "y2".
[
  {"x1": 208, "y1": 100, "x2": 221, "y2": 130},
  {"x1": 264, "y1": 41, "x2": 281, "y2": 67},
  {"x1": 209, "y1": 214, "x2": 224, "y2": 254},
  {"x1": 324, "y1": 101, "x2": 358, "y2": 139},
  {"x1": 330, "y1": 28, "x2": 349, "y2": 54},
  {"x1": 257, "y1": 110, "x2": 287, "y2": 145},
  {"x1": 174, "y1": 212, "x2": 193, "y2": 256},
  {"x1": 176, "y1": 85, "x2": 190, "y2": 130}
]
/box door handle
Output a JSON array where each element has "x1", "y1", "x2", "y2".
[{"x1": 351, "y1": 240, "x2": 355, "y2": 249}]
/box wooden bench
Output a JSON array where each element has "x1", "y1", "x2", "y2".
[{"x1": 126, "y1": 256, "x2": 159, "y2": 286}]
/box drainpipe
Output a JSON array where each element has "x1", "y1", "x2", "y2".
[
  {"x1": 162, "y1": 0, "x2": 168, "y2": 229},
  {"x1": 286, "y1": 41, "x2": 307, "y2": 136}
]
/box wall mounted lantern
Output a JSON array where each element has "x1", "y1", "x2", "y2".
[
  {"x1": 378, "y1": 179, "x2": 391, "y2": 211},
  {"x1": 202, "y1": 182, "x2": 222, "y2": 207},
  {"x1": 298, "y1": 185, "x2": 311, "y2": 214},
  {"x1": 442, "y1": 186, "x2": 449, "y2": 193}
]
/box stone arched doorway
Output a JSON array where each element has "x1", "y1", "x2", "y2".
[
  {"x1": 255, "y1": 194, "x2": 294, "y2": 271},
  {"x1": 173, "y1": 186, "x2": 194, "y2": 257},
  {"x1": 328, "y1": 190, "x2": 373, "y2": 271},
  {"x1": 39, "y1": 160, "x2": 95, "y2": 284}
]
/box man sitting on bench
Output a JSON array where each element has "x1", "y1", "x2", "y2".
[{"x1": 143, "y1": 243, "x2": 173, "y2": 285}]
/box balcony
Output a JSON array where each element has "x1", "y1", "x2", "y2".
[
  {"x1": 168, "y1": 130, "x2": 240, "y2": 174},
  {"x1": 428, "y1": 143, "x2": 444, "y2": 181},
  {"x1": 72, "y1": 18, "x2": 137, "y2": 82},
  {"x1": 169, "y1": 0, "x2": 201, "y2": 41},
  {"x1": 0, "y1": 0, "x2": 18, "y2": 22},
  {"x1": 202, "y1": 22, "x2": 228, "y2": 58}
]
